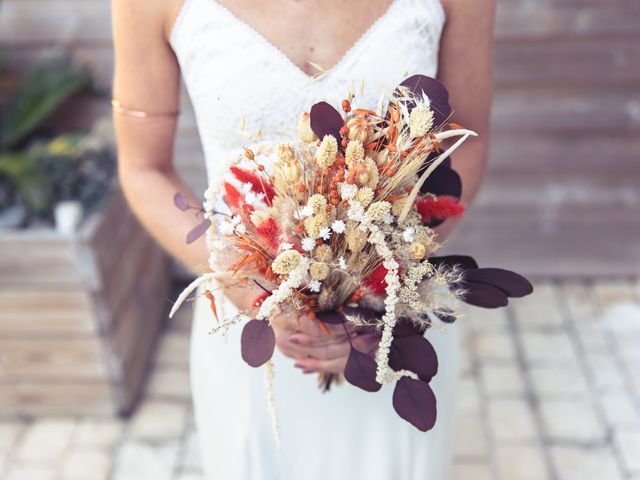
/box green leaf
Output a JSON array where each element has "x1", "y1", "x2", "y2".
[
  {"x1": 0, "y1": 152, "x2": 50, "y2": 212},
  {"x1": 0, "y1": 59, "x2": 92, "y2": 149}
]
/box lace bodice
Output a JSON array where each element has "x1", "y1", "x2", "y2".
[{"x1": 170, "y1": 0, "x2": 445, "y2": 185}]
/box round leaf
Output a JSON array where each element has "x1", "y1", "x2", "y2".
[
  {"x1": 399, "y1": 75, "x2": 451, "y2": 126},
  {"x1": 344, "y1": 347, "x2": 381, "y2": 392},
  {"x1": 392, "y1": 377, "x2": 437, "y2": 432},
  {"x1": 309, "y1": 101, "x2": 344, "y2": 144},
  {"x1": 461, "y1": 281, "x2": 509, "y2": 308},
  {"x1": 240, "y1": 320, "x2": 276, "y2": 368},
  {"x1": 186, "y1": 218, "x2": 211, "y2": 244},
  {"x1": 173, "y1": 192, "x2": 190, "y2": 211},
  {"x1": 464, "y1": 268, "x2": 533, "y2": 298},
  {"x1": 389, "y1": 334, "x2": 438, "y2": 382}
]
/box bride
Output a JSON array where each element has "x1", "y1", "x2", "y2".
[{"x1": 112, "y1": 0, "x2": 494, "y2": 478}]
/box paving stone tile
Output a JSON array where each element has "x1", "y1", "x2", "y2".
[
  {"x1": 456, "y1": 378, "x2": 482, "y2": 416},
  {"x1": 60, "y1": 449, "x2": 112, "y2": 480},
  {"x1": 146, "y1": 367, "x2": 192, "y2": 401},
  {"x1": 585, "y1": 353, "x2": 627, "y2": 391},
  {"x1": 550, "y1": 446, "x2": 624, "y2": 480},
  {"x1": 3, "y1": 464, "x2": 57, "y2": 480},
  {"x1": 599, "y1": 392, "x2": 640, "y2": 428},
  {"x1": 521, "y1": 331, "x2": 578, "y2": 365},
  {"x1": 156, "y1": 333, "x2": 191, "y2": 368},
  {"x1": 615, "y1": 431, "x2": 640, "y2": 474},
  {"x1": 129, "y1": 401, "x2": 188, "y2": 440},
  {"x1": 112, "y1": 440, "x2": 180, "y2": 480},
  {"x1": 539, "y1": 400, "x2": 604, "y2": 443},
  {"x1": 511, "y1": 283, "x2": 564, "y2": 330},
  {"x1": 529, "y1": 363, "x2": 589, "y2": 398},
  {"x1": 15, "y1": 419, "x2": 76, "y2": 463},
  {"x1": 453, "y1": 462, "x2": 495, "y2": 480},
  {"x1": 487, "y1": 398, "x2": 538, "y2": 443},
  {"x1": 467, "y1": 306, "x2": 510, "y2": 333},
  {"x1": 481, "y1": 364, "x2": 526, "y2": 397},
  {"x1": 74, "y1": 419, "x2": 124, "y2": 449},
  {"x1": 454, "y1": 414, "x2": 489, "y2": 460},
  {"x1": 0, "y1": 421, "x2": 22, "y2": 452},
  {"x1": 476, "y1": 332, "x2": 517, "y2": 363},
  {"x1": 495, "y1": 445, "x2": 550, "y2": 480}
]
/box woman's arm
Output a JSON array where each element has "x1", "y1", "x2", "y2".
[{"x1": 435, "y1": 0, "x2": 496, "y2": 241}]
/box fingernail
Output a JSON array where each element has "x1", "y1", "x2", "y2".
[
  {"x1": 294, "y1": 361, "x2": 306, "y2": 369},
  {"x1": 290, "y1": 337, "x2": 300, "y2": 345}
]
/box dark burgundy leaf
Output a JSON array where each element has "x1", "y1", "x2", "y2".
[
  {"x1": 461, "y1": 281, "x2": 509, "y2": 308},
  {"x1": 315, "y1": 310, "x2": 345, "y2": 324},
  {"x1": 186, "y1": 218, "x2": 211, "y2": 244},
  {"x1": 420, "y1": 164, "x2": 462, "y2": 199},
  {"x1": 429, "y1": 255, "x2": 479, "y2": 271},
  {"x1": 309, "y1": 101, "x2": 344, "y2": 143},
  {"x1": 438, "y1": 310, "x2": 457, "y2": 323},
  {"x1": 174, "y1": 192, "x2": 190, "y2": 211},
  {"x1": 399, "y1": 75, "x2": 451, "y2": 126},
  {"x1": 393, "y1": 377, "x2": 437, "y2": 432},
  {"x1": 316, "y1": 306, "x2": 379, "y2": 325},
  {"x1": 344, "y1": 347, "x2": 381, "y2": 392},
  {"x1": 240, "y1": 320, "x2": 276, "y2": 367},
  {"x1": 393, "y1": 319, "x2": 425, "y2": 337},
  {"x1": 464, "y1": 268, "x2": 534, "y2": 298},
  {"x1": 389, "y1": 334, "x2": 438, "y2": 382}
]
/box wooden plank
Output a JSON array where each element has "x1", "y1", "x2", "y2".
[
  {"x1": 0, "y1": 290, "x2": 96, "y2": 336},
  {"x1": 491, "y1": 87, "x2": 640, "y2": 133},
  {"x1": 0, "y1": 338, "x2": 109, "y2": 380},
  {"x1": 494, "y1": 37, "x2": 640, "y2": 87},
  {"x1": 0, "y1": 233, "x2": 86, "y2": 288},
  {"x1": 0, "y1": 0, "x2": 112, "y2": 45},
  {"x1": 496, "y1": 2, "x2": 640, "y2": 39},
  {"x1": 0, "y1": 381, "x2": 115, "y2": 416}
]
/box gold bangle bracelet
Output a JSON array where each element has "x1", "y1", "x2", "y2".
[{"x1": 111, "y1": 99, "x2": 180, "y2": 119}]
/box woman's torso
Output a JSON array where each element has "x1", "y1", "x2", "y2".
[{"x1": 169, "y1": 0, "x2": 446, "y2": 185}]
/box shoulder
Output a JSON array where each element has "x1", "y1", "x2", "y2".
[
  {"x1": 439, "y1": 0, "x2": 496, "y2": 18},
  {"x1": 112, "y1": 0, "x2": 181, "y2": 41}
]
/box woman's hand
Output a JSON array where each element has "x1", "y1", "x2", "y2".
[{"x1": 272, "y1": 310, "x2": 380, "y2": 375}]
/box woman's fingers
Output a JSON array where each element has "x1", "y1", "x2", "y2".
[{"x1": 292, "y1": 333, "x2": 380, "y2": 373}]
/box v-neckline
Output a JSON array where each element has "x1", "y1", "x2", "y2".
[{"x1": 208, "y1": 0, "x2": 404, "y2": 81}]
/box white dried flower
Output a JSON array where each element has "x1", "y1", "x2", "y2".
[
  {"x1": 308, "y1": 279, "x2": 322, "y2": 293},
  {"x1": 298, "y1": 205, "x2": 314, "y2": 219},
  {"x1": 301, "y1": 237, "x2": 316, "y2": 252},
  {"x1": 409, "y1": 103, "x2": 435, "y2": 138},
  {"x1": 280, "y1": 242, "x2": 294, "y2": 251},
  {"x1": 403, "y1": 227, "x2": 415, "y2": 243},
  {"x1": 338, "y1": 256, "x2": 347, "y2": 269},
  {"x1": 340, "y1": 183, "x2": 358, "y2": 200},
  {"x1": 331, "y1": 219, "x2": 346, "y2": 233},
  {"x1": 383, "y1": 213, "x2": 394, "y2": 225},
  {"x1": 319, "y1": 227, "x2": 332, "y2": 241},
  {"x1": 316, "y1": 135, "x2": 338, "y2": 169}
]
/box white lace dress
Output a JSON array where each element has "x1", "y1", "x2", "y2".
[{"x1": 170, "y1": 0, "x2": 459, "y2": 478}]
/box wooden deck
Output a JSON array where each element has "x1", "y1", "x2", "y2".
[{"x1": 1, "y1": 0, "x2": 639, "y2": 277}]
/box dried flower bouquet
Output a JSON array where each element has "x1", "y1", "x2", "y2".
[{"x1": 171, "y1": 75, "x2": 533, "y2": 439}]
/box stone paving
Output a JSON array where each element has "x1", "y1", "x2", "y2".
[{"x1": 0, "y1": 280, "x2": 639, "y2": 480}]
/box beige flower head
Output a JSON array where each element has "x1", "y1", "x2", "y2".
[
  {"x1": 408, "y1": 242, "x2": 427, "y2": 261},
  {"x1": 392, "y1": 197, "x2": 408, "y2": 217},
  {"x1": 310, "y1": 262, "x2": 330, "y2": 281},
  {"x1": 315, "y1": 135, "x2": 338, "y2": 169},
  {"x1": 304, "y1": 213, "x2": 330, "y2": 238},
  {"x1": 307, "y1": 194, "x2": 328, "y2": 214},
  {"x1": 366, "y1": 201, "x2": 391, "y2": 222},
  {"x1": 345, "y1": 140, "x2": 365, "y2": 167},
  {"x1": 315, "y1": 243, "x2": 333, "y2": 262},
  {"x1": 346, "y1": 224, "x2": 368, "y2": 252},
  {"x1": 272, "y1": 250, "x2": 302, "y2": 275},
  {"x1": 355, "y1": 187, "x2": 374, "y2": 207},
  {"x1": 408, "y1": 103, "x2": 435, "y2": 138},
  {"x1": 297, "y1": 112, "x2": 317, "y2": 143},
  {"x1": 346, "y1": 115, "x2": 373, "y2": 144}
]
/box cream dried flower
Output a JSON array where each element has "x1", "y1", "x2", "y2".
[
  {"x1": 366, "y1": 201, "x2": 391, "y2": 222},
  {"x1": 272, "y1": 250, "x2": 302, "y2": 275},
  {"x1": 250, "y1": 209, "x2": 273, "y2": 226},
  {"x1": 340, "y1": 183, "x2": 358, "y2": 200},
  {"x1": 310, "y1": 262, "x2": 330, "y2": 281},
  {"x1": 304, "y1": 212, "x2": 330, "y2": 238},
  {"x1": 346, "y1": 115, "x2": 373, "y2": 144},
  {"x1": 345, "y1": 140, "x2": 365, "y2": 167},
  {"x1": 346, "y1": 223, "x2": 368, "y2": 251},
  {"x1": 297, "y1": 112, "x2": 317, "y2": 143},
  {"x1": 315, "y1": 135, "x2": 338, "y2": 169},
  {"x1": 408, "y1": 103, "x2": 435, "y2": 138},
  {"x1": 391, "y1": 197, "x2": 407, "y2": 217},
  {"x1": 315, "y1": 244, "x2": 332, "y2": 262},
  {"x1": 307, "y1": 194, "x2": 327, "y2": 214},
  {"x1": 352, "y1": 157, "x2": 380, "y2": 189},
  {"x1": 408, "y1": 242, "x2": 427, "y2": 260},
  {"x1": 355, "y1": 187, "x2": 374, "y2": 207}
]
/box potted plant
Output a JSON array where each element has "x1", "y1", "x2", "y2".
[{"x1": 0, "y1": 56, "x2": 171, "y2": 416}]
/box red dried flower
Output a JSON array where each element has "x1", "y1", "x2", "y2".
[
  {"x1": 364, "y1": 265, "x2": 390, "y2": 295},
  {"x1": 230, "y1": 166, "x2": 276, "y2": 202},
  {"x1": 255, "y1": 217, "x2": 280, "y2": 251},
  {"x1": 252, "y1": 291, "x2": 270, "y2": 308},
  {"x1": 416, "y1": 196, "x2": 465, "y2": 223},
  {"x1": 224, "y1": 182, "x2": 243, "y2": 211}
]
